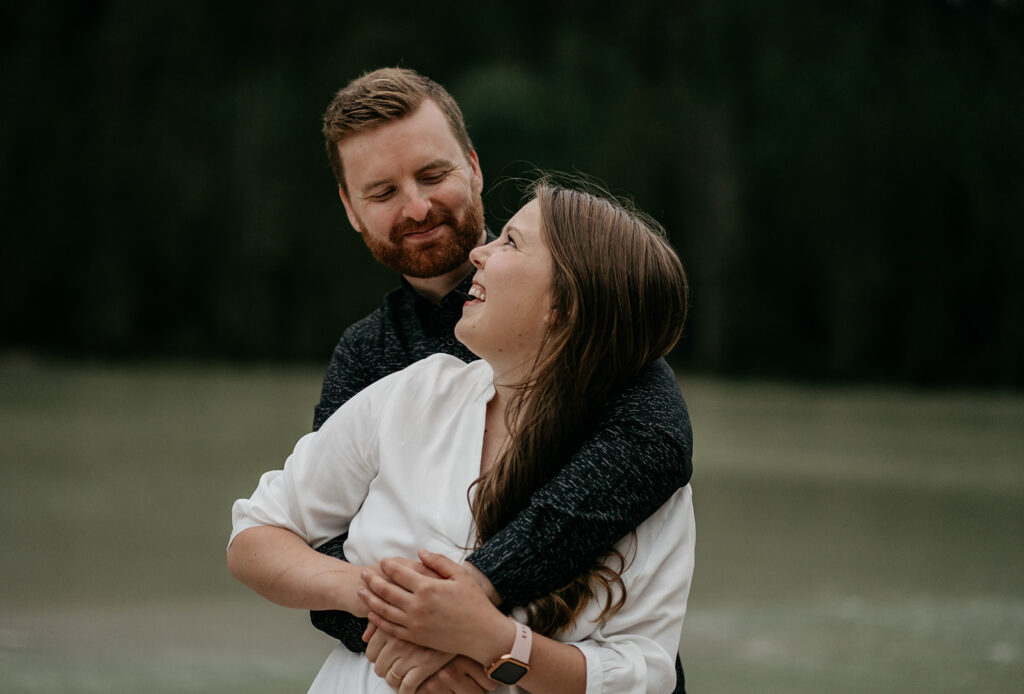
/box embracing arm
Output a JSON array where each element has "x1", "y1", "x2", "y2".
[
  {"x1": 228, "y1": 375, "x2": 388, "y2": 621},
  {"x1": 469, "y1": 358, "x2": 692, "y2": 608},
  {"x1": 228, "y1": 525, "x2": 369, "y2": 615}
]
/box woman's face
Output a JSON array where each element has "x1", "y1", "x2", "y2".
[{"x1": 455, "y1": 199, "x2": 554, "y2": 377}]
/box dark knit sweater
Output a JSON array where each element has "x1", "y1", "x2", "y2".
[{"x1": 311, "y1": 271, "x2": 692, "y2": 693}]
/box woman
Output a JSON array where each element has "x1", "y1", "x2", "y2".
[{"x1": 229, "y1": 181, "x2": 695, "y2": 693}]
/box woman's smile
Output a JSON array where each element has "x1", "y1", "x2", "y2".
[{"x1": 454, "y1": 199, "x2": 553, "y2": 376}]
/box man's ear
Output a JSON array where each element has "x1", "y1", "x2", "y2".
[
  {"x1": 468, "y1": 149, "x2": 484, "y2": 196},
  {"x1": 338, "y1": 185, "x2": 361, "y2": 232}
]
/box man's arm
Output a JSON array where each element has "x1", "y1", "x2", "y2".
[{"x1": 468, "y1": 357, "x2": 692, "y2": 608}]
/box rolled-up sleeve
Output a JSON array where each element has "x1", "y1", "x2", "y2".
[
  {"x1": 564, "y1": 485, "x2": 695, "y2": 694},
  {"x1": 229, "y1": 372, "x2": 398, "y2": 549}
]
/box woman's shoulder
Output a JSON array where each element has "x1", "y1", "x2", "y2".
[{"x1": 389, "y1": 354, "x2": 493, "y2": 402}]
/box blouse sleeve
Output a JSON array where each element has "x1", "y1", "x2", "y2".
[
  {"x1": 568, "y1": 485, "x2": 695, "y2": 694},
  {"x1": 229, "y1": 370, "x2": 400, "y2": 549}
]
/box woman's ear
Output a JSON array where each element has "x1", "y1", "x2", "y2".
[{"x1": 545, "y1": 304, "x2": 563, "y2": 328}]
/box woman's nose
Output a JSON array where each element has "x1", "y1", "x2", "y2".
[{"x1": 469, "y1": 242, "x2": 493, "y2": 269}]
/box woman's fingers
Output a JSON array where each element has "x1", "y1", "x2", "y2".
[
  {"x1": 417, "y1": 549, "x2": 461, "y2": 579},
  {"x1": 359, "y1": 586, "x2": 410, "y2": 628},
  {"x1": 362, "y1": 568, "x2": 414, "y2": 611},
  {"x1": 379, "y1": 556, "x2": 435, "y2": 591}
]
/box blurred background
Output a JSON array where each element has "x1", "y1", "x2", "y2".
[{"x1": 2, "y1": 1, "x2": 1022, "y2": 692}]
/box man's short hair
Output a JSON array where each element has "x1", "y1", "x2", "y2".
[{"x1": 322, "y1": 67, "x2": 474, "y2": 192}]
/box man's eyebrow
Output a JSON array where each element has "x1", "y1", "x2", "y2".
[
  {"x1": 416, "y1": 158, "x2": 455, "y2": 174},
  {"x1": 359, "y1": 177, "x2": 392, "y2": 196},
  {"x1": 358, "y1": 159, "x2": 455, "y2": 197}
]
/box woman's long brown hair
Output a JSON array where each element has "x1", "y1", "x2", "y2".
[{"x1": 469, "y1": 180, "x2": 689, "y2": 635}]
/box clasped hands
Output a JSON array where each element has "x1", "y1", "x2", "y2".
[{"x1": 358, "y1": 549, "x2": 507, "y2": 693}]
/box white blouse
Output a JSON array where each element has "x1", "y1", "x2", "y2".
[{"x1": 230, "y1": 354, "x2": 695, "y2": 694}]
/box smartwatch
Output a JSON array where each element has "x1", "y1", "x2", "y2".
[{"x1": 486, "y1": 619, "x2": 533, "y2": 685}]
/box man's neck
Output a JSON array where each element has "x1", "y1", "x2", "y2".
[{"x1": 404, "y1": 261, "x2": 474, "y2": 305}]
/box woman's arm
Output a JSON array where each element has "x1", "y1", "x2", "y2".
[
  {"x1": 227, "y1": 525, "x2": 369, "y2": 614},
  {"x1": 228, "y1": 372, "x2": 395, "y2": 610}
]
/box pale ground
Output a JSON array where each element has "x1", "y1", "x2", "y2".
[{"x1": 1, "y1": 358, "x2": 1021, "y2": 693}]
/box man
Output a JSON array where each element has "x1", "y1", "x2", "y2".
[{"x1": 229, "y1": 68, "x2": 692, "y2": 693}]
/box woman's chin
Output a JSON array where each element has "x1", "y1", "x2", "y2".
[{"x1": 453, "y1": 323, "x2": 481, "y2": 356}]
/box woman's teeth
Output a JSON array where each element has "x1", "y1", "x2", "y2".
[{"x1": 468, "y1": 284, "x2": 486, "y2": 301}]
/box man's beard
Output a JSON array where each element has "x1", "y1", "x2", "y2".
[{"x1": 358, "y1": 193, "x2": 485, "y2": 278}]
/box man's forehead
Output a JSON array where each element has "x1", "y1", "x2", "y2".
[{"x1": 339, "y1": 102, "x2": 468, "y2": 189}]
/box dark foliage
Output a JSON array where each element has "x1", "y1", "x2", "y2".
[{"x1": 3, "y1": 0, "x2": 1022, "y2": 386}]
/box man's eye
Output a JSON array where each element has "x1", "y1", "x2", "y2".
[
  {"x1": 422, "y1": 171, "x2": 448, "y2": 184},
  {"x1": 370, "y1": 189, "x2": 395, "y2": 201}
]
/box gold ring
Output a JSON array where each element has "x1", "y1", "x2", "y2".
[{"x1": 387, "y1": 667, "x2": 403, "y2": 682}]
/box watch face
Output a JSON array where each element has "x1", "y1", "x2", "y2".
[{"x1": 490, "y1": 660, "x2": 528, "y2": 685}]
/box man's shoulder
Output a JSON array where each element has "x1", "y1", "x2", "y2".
[
  {"x1": 601, "y1": 358, "x2": 692, "y2": 440},
  {"x1": 340, "y1": 285, "x2": 411, "y2": 341}
]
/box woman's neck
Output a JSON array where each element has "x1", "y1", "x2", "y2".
[
  {"x1": 478, "y1": 355, "x2": 535, "y2": 474},
  {"x1": 480, "y1": 385, "x2": 514, "y2": 476}
]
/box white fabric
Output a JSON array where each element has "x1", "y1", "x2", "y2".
[{"x1": 230, "y1": 353, "x2": 695, "y2": 694}]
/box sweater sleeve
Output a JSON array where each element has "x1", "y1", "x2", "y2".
[{"x1": 467, "y1": 358, "x2": 693, "y2": 608}]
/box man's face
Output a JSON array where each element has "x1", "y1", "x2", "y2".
[{"x1": 337, "y1": 100, "x2": 485, "y2": 278}]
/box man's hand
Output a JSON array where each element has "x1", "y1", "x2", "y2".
[
  {"x1": 416, "y1": 655, "x2": 497, "y2": 694},
  {"x1": 364, "y1": 624, "x2": 455, "y2": 693}
]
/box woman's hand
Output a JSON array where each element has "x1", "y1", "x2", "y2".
[{"x1": 359, "y1": 550, "x2": 513, "y2": 665}]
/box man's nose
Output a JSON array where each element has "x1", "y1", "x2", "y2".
[{"x1": 401, "y1": 190, "x2": 431, "y2": 222}]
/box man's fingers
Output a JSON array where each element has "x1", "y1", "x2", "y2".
[
  {"x1": 367, "y1": 611, "x2": 412, "y2": 641},
  {"x1": 459, "y1": 657, "x2": 499, "y2": 691},
  {"x1": 365, "y1": 626, "x2": 386, "y2": 662}
]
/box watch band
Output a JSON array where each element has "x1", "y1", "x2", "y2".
[
  {"x1": 485, "y1": 619, "x2": 533, "y2": 684},
  {"x1": 508, "y1": 619, "x2": 532, "y2": 664}
]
